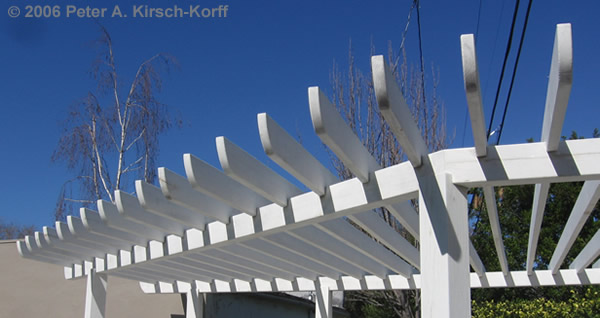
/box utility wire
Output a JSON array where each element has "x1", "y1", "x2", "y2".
[
  {"x1": 496, "y1": 0, "x2": 533, "y2": 144},
  {"x1": 486, "y1": 0, "x2": 521, "y2": 141}
]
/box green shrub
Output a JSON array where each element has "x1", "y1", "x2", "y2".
[{"x1": 472, "y1": 288, "x2": 600, "y2": 318}]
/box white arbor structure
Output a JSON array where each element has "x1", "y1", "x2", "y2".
[{"x1": 18, "y1": 24, "x2": 600, "y2": 318}]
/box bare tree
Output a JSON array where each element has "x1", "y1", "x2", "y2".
[
  {"x1": 0, "y1": 219, "x2": 35, "y2": 240},
  {"x1": 52, "y1": 26, "x2": 179, "y2": 221},
  {"x1": 329, "y1": 41, "x2": 450, "y2": 318}
]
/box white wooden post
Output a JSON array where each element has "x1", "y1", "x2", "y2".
[
  {"x1": 84, "y1": 269, "x2": 108, "y2": 318},
  {"x1": 315, "y1": 279, "x2": 332, "y2": 318},
  {"x1": 185, "y1": 282, "x2": 204, "y2": 318},
  {"x1": 419, "y1": 173, "x2": 470, "y2": 318}
]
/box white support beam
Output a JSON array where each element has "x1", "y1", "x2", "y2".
[
  {"x1": 67, "y1": 216, "x2": 134, "y2": 253},
  {"x1": 469, "y1": 241, "x2": 486, "y2": 277},
  {"x1": 527, "y1": 183, "x2": 550, "y2": 274},
  {"x1": 541, "y1": 23, "x2": 573, "y2": 152},
  {"x1": 419, "y1": 173, "x2": 470, "y2": 318},
  {"x1": 42, "y1": 226, "x2": 105, "y2": 259},
  {"x1": 258, "y1": 113, "x2": 338, "y2": 196},
  {"x1": 550, "y1": 181, "x2": 600, "y2": 273},
  {"x1": 460, "y1": 34, "x2": 487, "y2": 157},
  {"x1": 114, "y1": 191, "x2": 187, "y2": 235},
  {"x1": 315, "y1": 278, "x2": 333, "y2": 318},
  {"x1": 570, "y1": 229, "x2": 600, "y2": 273},
  {"x1": 56, "y1": 222, "x2": 113, "y2": 256},
  {"x1": 308, "y1": 86, "x2": 379, "y2": 183},
  {"x1": 291, "y1": 225, "x2": 392, "y2": 279},
  {"x1": 158, "y1": 168, "x2": 235, "y2": 224},
  {"x1": 81, "y1": 208, "x2": 151, "y2": 247},
  {"x1": 351, "y1": 211, "x2": 420, "y2": 268},
  {"x1": 135, "y1": 180, "x2": 207, "y2": 230},
  {"x1": 185, "y1": 282, "x2": 203, "y2": 318},
  {"x1": 482, "y1": 186, "x2": 509, "y2": 274},
  {"x1": 435, "y1": 139, "x2": 600, "y2": 187},
  {"x1": 317, "y1": 219, "x2": 415, "y2": 277},
  {"x1": 16, "y1": 239, "x2": 72, "y2": 266},
  {"x1": 84, "y1": 269, "x2": 107, "y2": 318},
  {"x1": 97, "y1": 200, "x2": 167, "y2": 243},
  {"x1": 371, "y1": 55, "x2": 428, "y2": 167},
  {"x1": 184, "y1": 154, "x2": 268, "y2": 216},
  {"x1": 216, "y1": 136, "x2": 302, "y2": 207}
]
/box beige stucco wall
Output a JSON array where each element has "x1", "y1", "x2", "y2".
[{"x1": 0, "y1": 240, "x2": 184, "y2": 317}]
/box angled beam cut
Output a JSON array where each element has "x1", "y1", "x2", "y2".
[
  {"x1": 551, "y1": 181, "x2": 600, "y2": 273},
  {"x1": 460, "y1": 34, "x2": 487, "y2": 157},
  {"x1": 56, "y1": 221, "x2": 114, "y2": 255},
  {"x1": 184, "y1": 154, "x2": 269, "y2": 216},
  {"x1": 17, "y1": 239, "x2": 73, "y2": 266},
  {"x1": 81, "y1": 208, "x2": 152, "y2": 247},
  {"x1": 482, "y1": 186, "x2": 509, "y2": 274},
  {"x1": 258, "y1": 113, "x2": 338, "y2": 196},
  {"x1": 158, "y1": 168, "x2": 235, "y2": 223},
  {"x1": 371, "y1": 55, "x2": 428, "y2": 167},
  {"x1": 308, "y1": 86, "x2": 379, "y2": 182},
  {"x1": 216, "y1": 136, "x2": 302, "y2": 207},
  {"x1": 541, "y1": 23, "x2": 573, "y2": 152}
]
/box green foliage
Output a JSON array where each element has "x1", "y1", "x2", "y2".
[
  {"x1": 472, "y1": 287, "x2": 600, "y2": 317},
  {"x1": 470, "y1": 130, "x2": 600, "y2": 302}
]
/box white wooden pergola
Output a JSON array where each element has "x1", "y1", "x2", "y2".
[{"x1": 18, "y1": 24, "x2": 600, "y2": 318}]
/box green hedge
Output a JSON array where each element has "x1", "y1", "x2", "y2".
[{"x1": 472, "y1": 289, "x2": 600, "y2": 318}]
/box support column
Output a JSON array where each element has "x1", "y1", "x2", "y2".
[
  {"x1": 185, "y1": 282, "x2": 204, "y2": 318},
  {"x1": 84, "y1": 269, "x2": 108, "y2": 318},
  {"x1": 418, "y1": 173, "x2": 470, "y2": 318},
  {"x1": 315, "y1": 279, "x2": 332, "y2": 318}
]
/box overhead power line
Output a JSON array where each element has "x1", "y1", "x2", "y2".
[
  {"x1": 496, "y1": 0, "x2": 534, "y2": 144},
  {"x1": 486, "y1": 0, "x2": 521, "y2": 141}
]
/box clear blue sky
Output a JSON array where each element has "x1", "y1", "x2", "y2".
[{"x1": 1, "y1": 0, "x2": 599, "y2": 229}]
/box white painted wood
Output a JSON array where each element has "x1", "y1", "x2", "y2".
[
  {"x1": 419, "y1": 173, "x2": 470, "y2": 318},
  {"x1": 55, "y1": 221, "x2": 112, "y2": 255},
  {"x1": 291, "y1": 225, "x2": 392, "y2": 279},
  {"x1": 351, "y1": 211, "x2": 420, "y2": 268},
  {"x1": 469, "y1": 241, "x2": 486, "y2": 277},
  {"x1": 184, "y1": 154, "x2": 268, "y2": 216},
  {"x1": 96, "y1": 200, "x2": 167, "y2": 243},
  {"x1": 482, "y1": 186, "x2": 509, "y2": 274},
  {"x1": 266, "y1": 232, "x2": 365, "y2": 278},
  {"x1": 258, "y1": 113, "x2": 338, "y2": 196},
  {"x1": 67, "y1": 215, "x2": 133, "y2": 252},
  {"x1": 158, "y1": 167, "x2": 234, "y2": 223},
  {"x1": 436, "y1": 139, "x2": 600, "y2": 187},
  {"x1": 114, "y1": 190, "x2": 186, "y2": 235},
  {"x1": 318, "y1": 219, "x2": 415, "y2": 277},
  {"x1": 43, "y1": 226, "x2": 106, "y2": 259},
  {"x1": 142, "y1": 268, "x2": 600, "y2": 294},
  {"x1": 308, "y1": 86, "x2": 379, "y2": 182},
  {"x1": 84, "y1": 270, "x2": 107, "y2": 318},
  {"x1": 315, "y1": 278, "x2": 333, "y2": 318},
  {"x1": 550, "y1": 181, "x2": 600, "y2": 273},
  {"x1": 16, "y1": 239, "x2": 71, "y2": 265},
  {"x1": 216, "y1": 136, "x2": 302, "y2": 206},
  {"x1": 460, "y1": 34, "x2": 487, "y2": 157},
  {"x1": 371, "y1": 55, "x2": 428, "y2": 167},
  {"x1": 81, "y1": 207, "x2": 150, "y2": 246},
  {"x1": 527, "y1": 183, "x2": 550, "y2": 274},
  {"x1": 186, "y1": 282, "x2": 203, "y2": 318},
  {"x1": 541, "y1": 23, "x2": 573, "y2": 152},
  {"x1": 136, "y1": 180, "x2": 207, "y2": 229},
  {"x1": 570, "y1": 229, "x2": 600, "y2": 273}
]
